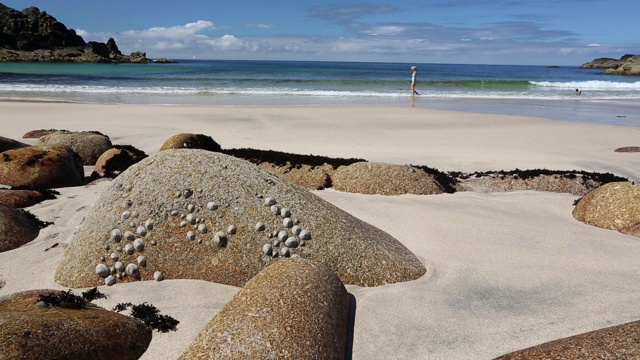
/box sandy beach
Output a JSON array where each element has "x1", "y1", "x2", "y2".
[{"x1": 1, "y1": 101, "x2": 639, "y2": 359}]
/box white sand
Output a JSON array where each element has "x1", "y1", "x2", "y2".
[{"x1": 1, "y1": 102, "x2": 639, "y2": 359}]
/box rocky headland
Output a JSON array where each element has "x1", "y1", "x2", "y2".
[
  {"x1": 0, "y1": 3, "x2": 150, "y2": 63},
  {"x1": 579, "y1": 54, "x2": 640, "y2": 76}
]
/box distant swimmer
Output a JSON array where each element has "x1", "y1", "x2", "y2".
[
  {"x1": 411, "y1": 66, "x2": 419, "y2": 95},
  {"x1": 575, "y1": 89, "x2": 582, "y2": 95}
]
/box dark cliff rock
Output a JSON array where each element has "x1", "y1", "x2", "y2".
[
  {"x1": 0, "y1": 4, "x2": 149, "y2": 63},
  {"x1": 579, "y1": 54, "x2": 640, "y2": 76}
]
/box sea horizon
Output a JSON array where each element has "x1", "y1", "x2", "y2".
[{"x1": 1, "y1": 59, "x2": 639, "y2": 126}]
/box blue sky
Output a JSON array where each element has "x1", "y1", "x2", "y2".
[{"x1": 3, "y1": 0, "x2": 638, "y2": 65}]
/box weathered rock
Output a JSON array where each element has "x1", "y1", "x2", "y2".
[
  {"x1": 573, "y1": 182, "x2": 640, "y2": 236},
  {"x1": 0, "y1": 136, "x2": 29, "y2": 153},
  {"x1": 495, "y1": 319, "x2": 640, "y2": 359},
  {"x1": 90, "y1": 145, "x2": 148, "y2": 180},
  {"x1": 614, "y1": 146, "x2": 640, "y2": 152},
  {"x1": 0, "y1": 5, "x2": 150, "y2": 63},
  {"x1": 0, "y1": 204, "x2": 41, "y2": 252},
  {"x1": 580, "y1": 54, "x2": 640, "y2": 76},
  {"x1": 0, "y1": 189, "x2": 46, "y2": 208},
  {"x1": 22, "y1": 129, "x2": 63, "y2": 139},
  {"x1": 332, "y1": 162, "x2": 444, "y2": 195},
  {"x1": 0, "y1": 289, "x2": 152, "y2": 360},
  {"x1": 258, "y1": 162, "x2": 334, "y2": 190},
  {"x1": 179, "y1": 258, "x2": 350, "y2": 360},
  {"x1": 0, "y1": 145, "x2": 84, "y2": 189},
  {"x1": 55, "y1": 149, "x2": 426, "y2": 288},
  {"x1": 159, "y1": 133, "x2": 222, "y2": 152},
  {"x1": 38, "y1": 132, "x2": 112, "y2": 165}
]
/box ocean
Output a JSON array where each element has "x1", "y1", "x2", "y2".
[{"x1": 1, "y1": 60, "x2": 639, "y2": 126}]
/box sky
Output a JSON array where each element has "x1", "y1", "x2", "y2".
[{"x1": 2, "y1": 0, "x2": 639, "y2": 65}]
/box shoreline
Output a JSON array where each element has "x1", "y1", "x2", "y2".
[{"x1": 1, "y1": 101, "x2": 640, "y2": 358}]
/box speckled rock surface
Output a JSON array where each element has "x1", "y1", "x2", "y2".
[
  {"x1": 572, "y1": 182, "x2": 640, "y2": 236},
  {"x1": 0, "y1": 289, "x2": 152, "y2": 360},
  {"x1": 38, "y1": 132, "x2": 113, "y2": 165},
  {"x1": 495, "y1": 320, "x2": 640, "y2": 359},
  {"x1": 614, "y1": 146, "x2": 640, "y2": 152},
  {"x1": 0, "y1": 145, "x2": 84, "y2": 190},
  {"x1": 159, "y1": 133, "x2": 222, "y2": 152},
  {"x1": 55, "y1": 149, "x2": 425, "y2": 288},
  {"x1": 332, "y1": 162, "x2": 444, "y2": 195},
  {"x1": 0, "y1": 204, "x2": 40, "y2": 252},
  {"x1": 0, "y1": 135, "x2": 29, "y2": 153},
  {"x1": 179, "y1": 258, "x2": 350, "y2": 360}
]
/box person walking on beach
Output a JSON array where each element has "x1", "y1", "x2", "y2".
[{"x1": 411, "y1": 66, "x2": 419, "y2": 95}]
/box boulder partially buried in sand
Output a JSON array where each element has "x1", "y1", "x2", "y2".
[
  {"x1": 332, "y1": 162, "x2": 444, "y2": 195},
  {"x1": 55, "y1": 149, "x2": 425, "y2": 288},
  {"x1": 0, "y1": 289, "x2": 152, "y2": 360},
  {"x1": 0, "y1": 204, "x2": 41, "y2": 252},
  {"x1": 180, "y1": 258, "x2": 350, "y2": 359},
  {"x1": 160, "y1": 133, "x2": 222, "y2": 152},
  {"x1": 573, "y1": 181, "x2": 640, "y2": 237}
]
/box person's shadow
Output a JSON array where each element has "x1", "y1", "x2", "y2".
[{"x1": 346, "y1": 293, "x2": 357, "y2": 359}]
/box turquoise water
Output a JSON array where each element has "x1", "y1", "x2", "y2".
[{"x1": 1, "y1": 60, "x2": 639, "y2": 125}]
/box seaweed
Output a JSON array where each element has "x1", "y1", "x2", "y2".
[
  {"x1": 224, "y1": 147, "x2": 365, "y2": 169},
  {"x1": 37, "y1": 289, "x2": 84, "y2": 309},
  {"x1": 412, "y1": 165, "x2": 459, "y2": 194},
  {"x1": 81, "y1": 287, "x2": 107, "y2": 301},
  {"x1": 113, "y1": 302, "x2": 179, "y2": 332},
  {"x1": 17, "y1": 209, "x2": 53, "y2": 229}
]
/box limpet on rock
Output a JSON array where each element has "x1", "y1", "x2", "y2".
[
  {"x1": 186, "y1": 214, "x2": 196, "y2": 224},
  {"x1": 115, "y1": 261, "x2": 125, "y2": 272},
  {"x1": 126, "y1": 263, "x2": 139, "y2": 276},
  {"x1": 283, "y1": 218, "x2": 293, "y2": 228},
  {"x1": 186, "y1": 231, "x2": 196, "y2": 241},
  {"x1": 105, "y1": 275, "x2": 116, "y2": 286},
  {"x1": 197, "y1": 224, "x2": 208, "y2": 233},
  {"x1": 280, "y1": 247, "x2": 290, "y2": 257},
  {"x1": 99, "y1": 255, "x2": 106, "y2": 262},
  {"x1": 111, "y1": 229, "x2": 122, "y2": 242},
  {"x1": 270, "y1": 205, "x2": 280, "y2": 215},
  {"x1": 186, "y1": 204, "x2": 195, "y2": 213},
  {"x1": 124, "y1": 231, "x2": 135, "y2": 241},
  {"x1": 292, "y1": 225, "x2": 301, "y2": 235},
  {"x1": 137, "y1": 256, "x2": 146, "y2": 266},
  {"x1": 227, "y1": 225, "x2": 237, "y2": 235},
  {"x1": 255, "y1": 222, "x2": 266, "y2": 231},
  {"x1": 123, "y1": 199, "x2": 133, "y2": 208},
  {"x1": 207, "y1": 202, "x2": 218, "y2": 210},
  {"x1": 121, "y1": 211, "x2": 131, "y2": 220},
  {"x1": 145, "y1": 219, "x2": 154, "y2": 230},
  {"x1": 277, "y1": 230, "x2": 288, "y2": 242},
  {"x1": 110, "y1": 253, "x2": 119, "y2": 261},
  {"x1": 133, "y1": 239, "x2": 145, "y2": 251},
  {"x1": 182, "y1": 189, "x2": 193, "y2": 198},
  {"x1": 285, "y1": 237, "x2": 299, "y2": 248},
  {"x1": 136, "y1": 226, "x2": 147, "y2": 237},
  {"x1": 264, "y1": 197, "x2": 276, "y2": 206},
  {"x1": 115, "y1": 245, "x2": 123, "y2": 253},
  {"x1": 124, "y1": 244, "x2": 134, "y2": 255},
  {"x1": 95, "y1": 264, "x2": 110, "y2": 278},
  {"x1": 150, "y1": 240, "x2": 157, "y2": 246},
  {"x1": 170, "y1": 210, "x2": 179, "y2": 216},
  {"x1": 214, "y1": 231, "x2": 227, "y2": 246},
  {"x1": 299, "y1": 229, "x2": 311, "y2": 240},
  {"x1": 262, "y1": 244, "x2": 273, "y2": 255},
  {"x1": 280, "y1": 208, "x2": 291, "y2": 218},
  {"x1": 154, "y1": 271, "x2": 164, "y2": 281},
  {"x1": 180, "y1": 220, "x2": 188, "y2": 227}
]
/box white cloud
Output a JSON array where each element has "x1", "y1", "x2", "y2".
[
  {"x1": 587, "y1": 43, "x2": 601, "y2": 47},
  {"x1": 246, "y1": 23, "x2": 275, "y2": 29}
]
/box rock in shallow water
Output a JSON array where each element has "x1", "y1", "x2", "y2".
[{"x1": 55, "y1": 149, "x2": 425, "y2": 288}]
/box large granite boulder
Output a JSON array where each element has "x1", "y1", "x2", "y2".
[
  {"x1": 0, "y1": 204, "x2": 41, "y2": 252},
  {"x1": 0, "y1": 135, "x2": 29, "y2": 153},
  {"x1": 495, "y1": 319, "x2": 640, "y2": 359},
  {"x1": 55, "y1": 149, "x2": 426, "y2": 288},
  {"x1": 90, "y1": 145, "x2": 148, "y2": 180},
  {"x1": 38, "y1": 132, "x2": 113, "y2": 165},
  {"x1": 180, "y1": 258, "x2": 350, "y2": 359},
  {"x1": 0, "y1": 145, "x2": 84, "y2": 189},
  {"x1": 332, "y1": 162, "x2": 444, "y2": 195},
  {"x1": 159, "y1": 133, "x2": 222, "y2": 152},
  {"x1": 0, "y1": 289, "x2": 152, "y2": 360},
  {"x1": 573, "y1": 182, "x2": 640, "y2": 236}
]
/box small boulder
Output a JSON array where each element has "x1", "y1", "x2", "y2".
[
  {"x1": 0, "y1": 289, "x2": 152, "y2": 360},
  {"x1": 38, "y1": 132, "x2": 113, "y2": 165},
  {"x1": 0, "y1": 135, "x2": 29, "y2": 153},
  {"x1": 573, "y1": 182, "x2": 640, "y2": 236},
  {"x1": 22, "y1": 129, "x2": 63, "y2": 139},
  {"x1": 0, "y1": 145, "x2": 84, "y2": 190},
  {"x1": 332, "y1": 162, "x2": 444, "y2": 195},
  {"x1": 90, "y1": 145, "x2": 148, "y2": 180},
  {"x1": 159, "y1": 133, "x2": 221, "y2": 152},
  {"x1": 0, "y1": 204, "x2": 41, "y2": 252},
  {"x1": 179, "y1": 258, "x2": 350, "y2": 359},
  {"x1": 0, "y1": 189, "x2": 46, "y2": 208}
]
